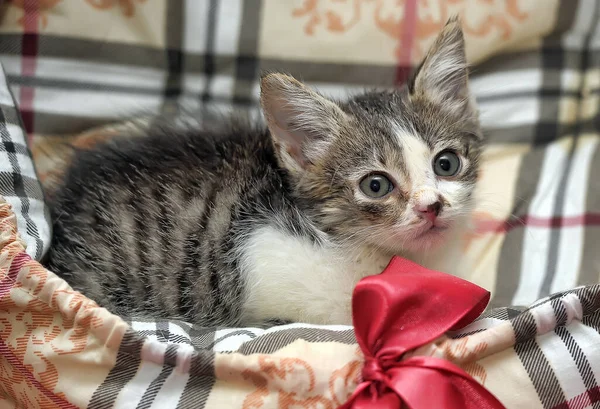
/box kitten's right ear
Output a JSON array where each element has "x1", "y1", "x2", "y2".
[{"x1": 260, "y1": 73, "x2": 347, "y2": 173}]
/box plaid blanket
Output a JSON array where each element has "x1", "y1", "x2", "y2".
[
  {"x1": 1, "y1": 1, "x2": 600, "y2": 408},
  {"x1": 1, "y1": 0, "x2": 599, "y2": 308},
  {"x1": 0, "y1": 64, "x2": 49, "y2": 260},
  {"x1": 3, "y1": 196, "x2": 600, "y2": 408}
]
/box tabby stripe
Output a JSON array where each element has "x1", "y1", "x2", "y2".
[
  {"x1": 154, "y1": 183, "x2": 177, "y2": 314},
  {"x1": 130, "y1": 195, "x2": 154, "y2": 309},
  {"x1": 205, "y1": 195, "x2": 230, "y2": 319},
  {"x1": 95, "y1": 196, "x2": 133, "y2": 310},
  {"x1": 216, "y1": 182, "x2": 257, "y2": 321},
  {"x1": 207, "y1": 237, "x2": 222, "y2": 315},
  {"x1": 179, "y1": 184, "x2": 219, "y2": 320},
  {"x1": 154, "y1": 183, "x2": 174, "y2": 265},
  {"x1": 179, "y1": 232, "x2": 201, "y2": 319}
]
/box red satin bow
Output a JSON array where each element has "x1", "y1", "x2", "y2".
[{"x1": 340, "y1": 256, "x2": 506, "y2": 409}]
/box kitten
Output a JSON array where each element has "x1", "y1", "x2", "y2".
[{"x1": 45, "y1": 18, "x2": 482, "y2": 327}]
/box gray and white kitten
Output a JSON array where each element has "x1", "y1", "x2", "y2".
[{"x1": 46, "y1": 19, "x2": 482, "y2": 327}]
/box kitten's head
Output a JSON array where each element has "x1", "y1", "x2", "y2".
[{"x1": 260, "y1": 18, "x2": 482, "y2": 254}]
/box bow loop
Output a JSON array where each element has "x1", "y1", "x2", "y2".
[{"x1": 341, "y1": 256, "x2": 505, "y2": 409}]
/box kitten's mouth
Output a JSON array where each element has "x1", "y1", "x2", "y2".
[{"x1": 416, "y1": 222, "x2": 449, "y2": 237}]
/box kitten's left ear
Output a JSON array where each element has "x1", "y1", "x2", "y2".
[{"x1": 410, "y1": 17, "x2": 475, "y2": 117}]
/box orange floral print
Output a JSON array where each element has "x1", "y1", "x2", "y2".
[
  {"x1": 85, "y1": 0, "x2": 148, "y2": 17},
  {"x1": 328, "y1": 350, "x2": 363, "y2": 406},
  {"x1": 441, "y1": 337, "x2": 489, "y2": 383},
  {"x1": 292, "y1": 0, "x2": 529, "y2": 59},
  {"x1": 240, "y1": 352, "x2": 362, "y2": 409},
  {"x1": 6, "y1": 0, "x2": 61, "y2": 29},
  {"x1": 0, "y1": 261, "x2": 105, "y2": 407},
  {"x1": 0, "y1": 199, "x2": 127, "y2": 408},
  {"x1": 0, "y1": 201, "x2": 106, "y2": 407}
]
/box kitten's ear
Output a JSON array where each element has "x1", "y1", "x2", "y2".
[
  {"x1": 410, "y1": 17, "x2": 474, "y2": 116},
  {"x1": 260, "y1": 73, "x2": 347, "y2": 172}
]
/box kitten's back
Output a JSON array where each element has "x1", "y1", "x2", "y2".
[{"x1": 46, "y1": 122, "x2": 283, "y2": 325}]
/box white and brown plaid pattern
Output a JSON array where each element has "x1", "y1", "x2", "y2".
[
  {"x1": 3, "y1": 201, "x2": 600, "y2": 409},
  {"x1": 1, "y1": 1, "x2": 600, "y2": 408},
  {"x1": 106, "y1": 285, "x2": 600, "y2": 409},
  {"x1": 1, "y1": 1, "x2": 599, "y2": 307}
]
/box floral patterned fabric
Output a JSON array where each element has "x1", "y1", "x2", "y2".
[{"x1": 3, "y1": 196, "x2": 600, "y2": 408}]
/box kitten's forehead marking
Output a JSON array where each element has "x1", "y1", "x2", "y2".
[{"x1": 394, "y1": 125, "x2": 432, "y2": 190}]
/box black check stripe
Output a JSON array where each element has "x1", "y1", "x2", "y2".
[
  {"x1": 0, "y1": 140, "x2": 29, "y2": 155},
  {"x1": 516, "y1": 338, "x2": 567, "y2": 408},
  {"x1": 135, "y1": 345, "x2": 179, "y2": 409},
  {"x1": 86, "y1": 281, "x2": 600, "y2": 409},
  {"x1": 0, "y1": 109, "x2": 43, "y2": 260},
  {"x1": 88, "y1": 330, "x2": 145, "y2": 409},
  {"x1": 0, "y1": 63, "x2": 48, "y2": 260},
  {"x1": 555, "y1": 326, "x2": 600, "y2": 409},
  {"x1": 0, "y1": 1, "x2": 598, "y2": 408},
  {"x1": 163, "y1": 0, "x2": 185, "y2": 113}
]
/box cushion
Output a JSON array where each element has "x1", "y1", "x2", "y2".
[
  {"x1": 0, "y1": 0, "x2": 598, "y2": 307},
  {"x1": 1, "y1": 2, "x2": 600, "y2": 408},
  {"x1": 2, "y1": 196, "x2": 600, "y2": 408}
]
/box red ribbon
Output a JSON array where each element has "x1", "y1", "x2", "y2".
[{"x1": 340, "y1": 256, "x2": 506, "y2": 409}]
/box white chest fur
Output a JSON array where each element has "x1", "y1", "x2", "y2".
[{"x1": 237, "y1": 225, "x2": 392, "y2": 325}]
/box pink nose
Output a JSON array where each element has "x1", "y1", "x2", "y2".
[{"x1": 417, "y1": 201, "x2": 442, "y2": 223}]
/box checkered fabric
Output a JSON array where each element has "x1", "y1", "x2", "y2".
[
  {"x1": 0, "y1": 63, "x2": 49, "y2": 260},
  {"x1": 3, "y1": 195, "x2": 600, "y2": 408},
  {"x1": 1, "y1": 1, "x2": 600, "y2": 408},
  {"x1": 120, "y1": 285, "x2": 600, "y2": 409},
  {"x1": 1, "y1": 0, "x2": 599, "y2": 307}
]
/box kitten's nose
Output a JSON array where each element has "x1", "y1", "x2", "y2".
[{"x1": 416, "y1": 201, "x2": 442, "y2": 223}]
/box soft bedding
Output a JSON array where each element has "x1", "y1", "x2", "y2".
[
  {"x1": 0, "y1": 65, "x2": 49, "y2": 261},
  {"x1": 3, "y1": 196, "x2": 600, "y2": 408},
  {"x1": 1, "y1": 1, "x2": 600, "y2": 408},
  {"x1": 1, "y1": 0, "x2": 599, "y2": 307}
]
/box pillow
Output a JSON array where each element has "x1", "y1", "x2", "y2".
[
  {"x1": 4, "y1": 0, "x2": 598, "y2": 309},
  {"x1": 0, "y1": 64, "x2": 49, "y2": 260}
]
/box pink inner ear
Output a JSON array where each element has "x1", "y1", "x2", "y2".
[
  {"x1": 286, "y1": 144, "x2": 307, "y2": 168},
  {"x1": 270, "y1": 121, "x2": 308, "y2": 168}
]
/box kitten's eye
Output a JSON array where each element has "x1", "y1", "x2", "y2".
[
  {"x1": 433, "y1": 151, "x2": 461, "y2": 177},
  {"x1": 359, "y1": 174, "x2": 394, "y2": 198}
]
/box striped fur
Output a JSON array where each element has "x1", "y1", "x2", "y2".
[{"x1": 46, "y1": 20, "x2": 483, "y2": 326}]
